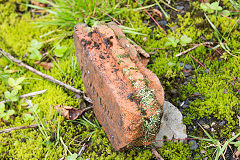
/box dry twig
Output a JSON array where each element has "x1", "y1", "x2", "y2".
[
  {"x1": 0, "y1": 124, "x2": 39, "y2": 134},
  {"x1": 0, "y1": 89, "x2": 47, "y2": 104},
  {"x1": 0, "y1": 49, "x2": 92, "y2": 103},
  {"x1": 175, "y1": 42, "x2": 214, "y2": 57},
  {"x1": 151, "y1": 147, "x2": 164, "y2": 160}
]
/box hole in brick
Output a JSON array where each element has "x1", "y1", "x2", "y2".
[
  {"x1": 89, "y1": 82, "x2": 93, "y2": 89},
  {"x1": 100, "y1": 97, "x2": 102, "y2": 107},
  {"x1": 83, "y1": 72, "x2": 87, "y2": 78}
]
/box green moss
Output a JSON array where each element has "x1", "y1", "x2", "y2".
[{"x1": 158, "y1": 141, "x2": 192, "y2": 159}]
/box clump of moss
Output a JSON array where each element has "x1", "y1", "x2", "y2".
[{"x1": 158, "y1": 141, "x2": 192, "y2": 159}]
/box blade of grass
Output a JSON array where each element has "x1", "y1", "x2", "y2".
[
  {"x1": 56, "y1": 105, "x2": 62, "y2": 142},
  {"x1": 133, "y1": 3, "x2": 156, "y2": 11},
  {"x1": 159, "y1": 0, "x2": 179, "y2": 12}
]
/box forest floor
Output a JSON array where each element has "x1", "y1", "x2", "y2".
[{"x1": 0, "y1": 0, "x2": 239, "y2": 159}]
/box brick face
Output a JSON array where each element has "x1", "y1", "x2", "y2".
[{"x1": 74, "y1": 23, "x2": 164, "y2": 150}]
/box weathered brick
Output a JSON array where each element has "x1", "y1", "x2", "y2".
[{"x1": 74, "y1": 22, "x2": 164, "y2": 150}]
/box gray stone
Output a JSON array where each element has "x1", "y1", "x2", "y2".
[
  {"x1": 158, "y1": 20, "x2": 168, "y2": 26},
  {"x1": 181, "y1": 104, "x2": 189, "y2": 109},
  {"x1": 189, "y1": 140, "x2": 199, "y2": 150},
  {"x1": 179, "y1": 62, "x2": 184, "y2": 67},
  {"x1": 176, "y1": 6, "x2": 184, "y2": 10},
  {"x1": 184, "y1": 64, "x2": 192, "y2": 70},
  {"x1": 219, "y1": 120, "x2": 226, "y2": 126},
  {"x1": 154, "y1": 101, "x2": 187, "y2": 147}
]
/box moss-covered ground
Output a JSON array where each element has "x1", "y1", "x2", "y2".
[{"x1": 0, "y1": 0, "x2": 239, "y2": 159}]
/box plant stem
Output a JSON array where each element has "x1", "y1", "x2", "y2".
[
  {"x1": 0, "y1": 124, "x2": 39, "y2": 134},
  {"x1": 0, "y1": 49, "x2": 92, "y2": 103},
  {"x1": 175, "y1": 42, "x2": 214, "y2": 57},
  {"x1": 0, "y1": 89, "x2": 47, "y2": 104}
]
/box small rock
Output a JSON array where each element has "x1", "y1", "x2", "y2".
[
  {"x1": 211, "y1": 122, "x2": 216, "y2": 127},
  {"x1": 184, "y1": 64, "x2": 192, "y2": 70},
  {"x1": 154, "y1": 101, "x2": 187, "y2": 147},
  {"x1": 187, "y1": 76, "x2": 192, "y2": 81},
  {"x1": 200, "y1": 150, "x2": 206, "y2": 154},
  {"x1": 200, "y1": 96, "x2": 205, "y2": 100},
  {"x1": 188, "y1": 125, "x2": 193, "y2": 130},
  {"x1": 185, "y1": 100, "x2": 190, "y2": 105},
  {"x1": 176, "y1": 5, "x2": 184, "y2": 10},
  {"x1": 219, "y1": 120, "x2": 226, "y2": 126},
  {"x1": 143, "y1": 20, "x2": 148, "y2": 24},
  {"x1": 170, "y1": 89, "x2": 178, "y2": 95},
  {"x1": 193, "y1": 92, "x2": 201, "y2": 97},
  {"x1": 179, "y1": 62, "x2": 184, "y2": 67},
  {"x1": 189, "y1": 140, "x2": 199, "y2": 150},
  {"x1": 200, "y1": 35, "x2": 207, "y2": 40},
  {"x1": 202, "y1": 124, "x2": 210, "y2": 129},
  {"x1": 183, "y1": 71, "x2": 190, "y2": 77},
  {"x1": 211, "y1": 127, "x2": 216, "y2": 132},
  {"x1": 198, "y1": 120, "x2": 205, "y2": 125},
  {"x1": 170, "y1": 25, "x2": 178, "y2": 33},
  {"x1": 21, "y1": 138, "x2": 26, "y2": 143},
  {"x1": 22, "y1": 53, "x2": 29, "y2": 58},
  {"x1": 223, "y1": 89, "x2": 228, "y2": 93},
  {"x1": 75, "y1": 94, "x2": 81, "y2": 99},
  {"x1": 158, "y1": 20, "x2": 168, "y2": 26},
  {"x1": 142, "y1": 37, "x2": 147, "y2": 42},
  {"x1": 181, "y1": 104, "x2": 189, "y2": 109}
]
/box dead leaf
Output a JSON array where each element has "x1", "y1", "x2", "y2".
[
  {"x1": 4, "y1": 70, "x2": 18, "y2": 73},
  {"x1": 54, "y1": 105, "x2": 92, "y2": 120},
  {"x1": 152, "y1": 8, "x2": 162, "y2": 19},
  {"x1": 192, "y1": 92, "x2": 201, "y2": 97},
  {"x1": 234, "y1": 150, "x2": 240, "y2": 159},
  {"x1": 40, "y1": 62, "x2": 54, "y2": 70},
  {"x1": 30, "y1": 0, "x2": 47, "y2": 7},
  {"x1": 34, "y1": 61, "x2": 41, "y2": 65}
]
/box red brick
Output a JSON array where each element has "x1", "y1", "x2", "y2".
[{"x1": 74, "y1": 23, "x2": 164, "y2": 150}]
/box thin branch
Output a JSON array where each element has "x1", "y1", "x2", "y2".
[
  {"x1": 0, "y1": 89, "x2": 47, "y2": 104},
  {"x1": 151, "y1": 147, "x2": 164, "y2": 160},
  {"x1": 0, "y1": 49, "x2": 92, "y2": 103},
  {"x1": 175, "y1": 42, "x2": 214, "y2": 57},
  {"x1": 0, "y1": 124, "x2": 39, "y2": 134},
  {"x1": 188, "y1": 53, "x2": 211, "y2": 74},
  {"x1": 78, "y1": 134, "x2": 91, "y2": 157},
  {"x1": 77, "y1": 143, "x2": 86, "y2": 157}
]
